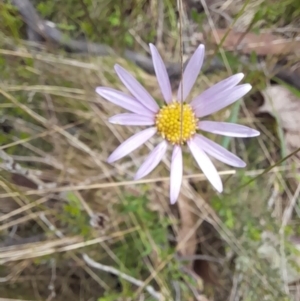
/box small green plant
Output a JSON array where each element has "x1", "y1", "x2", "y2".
[{"x1": 62, "y1": 192, "x2": 91, "y2": 236}]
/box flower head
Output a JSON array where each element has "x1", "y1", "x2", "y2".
[{"x1": 96, "y1": 44, "x2": 260, "y2": 204}]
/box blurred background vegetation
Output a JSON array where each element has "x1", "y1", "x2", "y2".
[{"x1": 0, "y1": 0, "x2": 300, "y2": 300}]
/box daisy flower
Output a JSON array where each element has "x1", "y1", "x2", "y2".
[{"x1": 96, "y1": 44, "x2": 260, "y2": 204}]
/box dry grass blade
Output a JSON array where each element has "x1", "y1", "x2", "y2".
[
  {"x1": 0, "y1": 171, "x2": 236, "y2": 198},
  {"x1": 0, "y1": 228, "x2": 137, "y2": 264}
]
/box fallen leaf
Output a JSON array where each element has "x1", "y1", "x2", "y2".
[
  {"x1": 259, "y1": 85, "x2": 300, "y2": 154},
  {"x1": 285, "y1": 132, "x2": 300, "y2": 155},
  {"x1": 11, "y1": 173, "x2": 38, "y2": 189},
  {"x1": 177, "y1": 196, "x2": 198, "y2": 269},
  {"x1": 260, "y1": 85, "x2": 300, "y2": 131},
  {"x1": 212, "y1": 29, "x2": 300, "y2": 55}
]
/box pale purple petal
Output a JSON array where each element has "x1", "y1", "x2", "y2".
[
  {"x1": 190, "y1": 73, "x2": 244, "y2": 108},
  {"x1": 170, "y1": 145, "x2": 183, "y2": 204},
  {"x1": 193, "y1": 134, "x2": 246, "y2": 168},
  {"x1": 194, "y1": 84, "x2": 252, "y2": 118},
  {"x1": 107, "y1": 127, "x2": 157, "y2": 163},
  {"x1": 188, "y1": 138, "x2": 223, "y2": 193},
  {"x1": 96, "y1": 87, "x2": 153, "y2": 116},
  {"x1": 177, "y1": 44, "x2": 205, "y2": 102},
  {"x1": 149, "y1": 44, "x2": 172, "y2": 104},
  {"x1": 198, "y1": 121, "x2": 260, "y2": 137},
  {"x1": 109, "y1": 113, "x2": 155, "y2": 126},
  {"x1": 134, "y1": 140, "x2": 168, "y2": 180},
  {"x1": 114, "y1": 64, "x2": 159, "y2": 113}
]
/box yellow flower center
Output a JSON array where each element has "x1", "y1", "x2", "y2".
[{"x1": 155, "y1": 102, "x2": 198, "y2": 144}]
